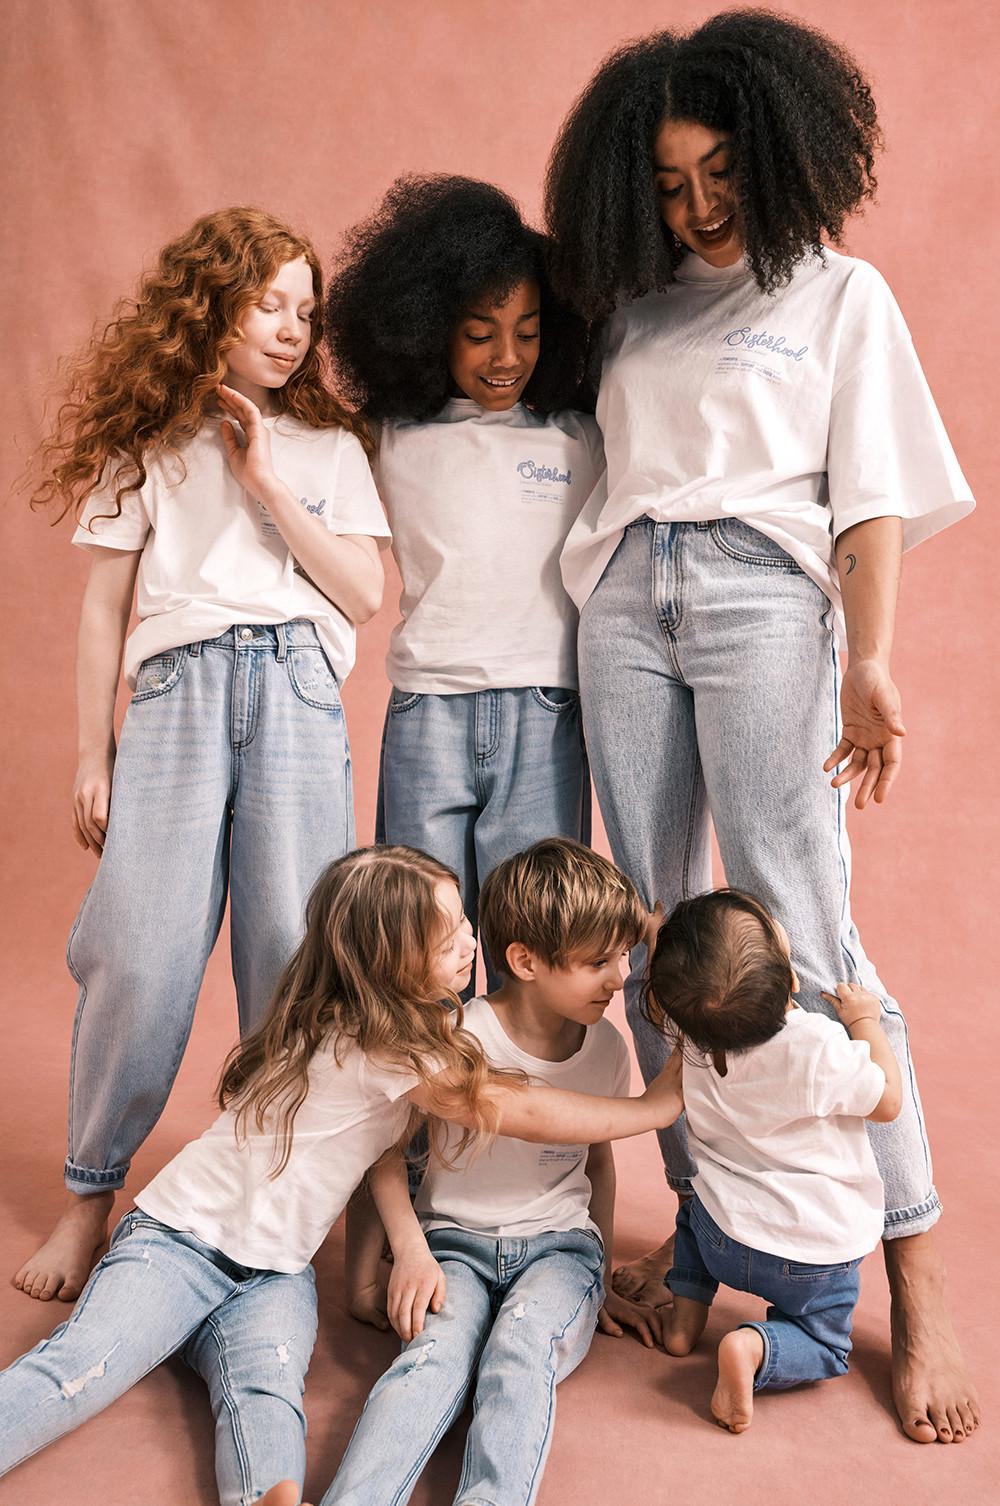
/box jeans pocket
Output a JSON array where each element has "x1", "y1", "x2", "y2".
[
  {"x1": 709, "y1": 518, "x2": 803, "y2": 573},
  {"x1": 530, "y1": 686, "x2": 580, "y2": 712},
  {"x1": 286, "y1": 648, "x2": 344, "y2": 711},
  {"x1": 690, "y1": 1199, "x2": 728, "y2": 1251},
  {"x1": 132, "y1": 648, "x2": 187, "y2": 701},
  {"x1": 388, "y1": 689, "x2": 424, "y2": 714},
  {"x1": 781, "y1": 1258, "x2": 859, "y2": 1281}
]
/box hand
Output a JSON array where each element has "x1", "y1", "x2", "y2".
[
  {"x1": 644, "y1": 901, "x2": 666, "y2": 954},
  {"x1": 73, "y1": 750, "x2": 115, "y2": 855},
  {"x1": 823, "y1": 658, "x2": 905, "y2": 810},
  {"x1": 597, "y1": 1288, "x2": 662, "y2": 1348},
  {"x1": 217, "y1": 384, "x2": 279, "y2": 502},
  {"x1": 821, "y1": 981, "x2": 882, "y2": 1030},
  {"x1": 386, "y1": 1243, "x2": 446, "y2": 1342},
  {"x1": 641, "y1": 1047, "x2": 684, "y2": 1127}
]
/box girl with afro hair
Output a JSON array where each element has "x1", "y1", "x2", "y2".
[
  {"x1": 325, "y1": 174, "x2": 602, "y2": 986},
  {"x1": 545, "y1": 9, "x2": 978, "y2": 1444}
]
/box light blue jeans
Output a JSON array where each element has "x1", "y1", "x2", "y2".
[
  {"x1": 320, "y1": 1227, "x2": 605, "y2": 1506},
  {"x1": 65, "y1": 621, "x2": 353, "y2": 1194},
  {"x1": 578, "y1": 519, "x2": 940, "y2": 1238},
  {"x1": 669, "y1": 1197, "x2": 861, "y2": 1391},
  {"x1": 0, "y1": 1211, "x2": 317, "y2": 1505},
  {"x1": 376, "y1": 688, "x2": 590, "y2": 988}
]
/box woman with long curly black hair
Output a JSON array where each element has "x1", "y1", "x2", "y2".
[{"x1": 545, "y1": 10, "x2": 978, "y2": 1444}]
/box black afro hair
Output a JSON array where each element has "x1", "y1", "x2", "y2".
[
  {"x1": 325, "y1": 174, "x2": 594, "y2": 422},
  {"x1": 545, "y1": 8, "x2": 882, "y2": 316}
]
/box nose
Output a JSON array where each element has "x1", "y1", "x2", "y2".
[
  {"x1": 278, "y1": 313, "x2": 302, "y2": 345},
  {"x1": 606, "y1": 957, "x2": 627, "y2": 991},
  {"x1": 491, "y1": 330, "x2": 521, "y2": 370},
  {"x1": 688, "y1": 177, "x2": 717, "y2": 223}
]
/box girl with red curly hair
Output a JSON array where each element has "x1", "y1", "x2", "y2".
[{"x1": 15, "y1": 206, "x2": 389, "y2": 1309}]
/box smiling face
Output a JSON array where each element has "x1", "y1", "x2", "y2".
[
  {"x1": 447, "y1": 278, "x2": 541, "y2": 411},
  {"x1": 224, "y1": 254, "x2": 316, "y2": 409},
  {"x1": 653, "y1": 118, "x2": 743, "y2": 268},
  {"x1": 430, "y1": 879, "x2": 478, "y2": 994},
  {"x1": 525, "y1": 945, "x2": 631, "y2": 1027}
]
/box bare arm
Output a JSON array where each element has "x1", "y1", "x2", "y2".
[
  {"x1": 73, "y1": 548, "x2": 141, "y2": 854},
  {"x1": 368, "y1": 1152, "x2": 445, "y2": 1341},
  {"x1": 217, "y1": 384, "x2": 383, "y2": 623},
  {"x1": 824, "y1": 516, "x2": 905, "y2": 809},
  {"x1": 821, "y1": 983, "x2": 903, "y2": 1122},
  {"x1": 407, "y1": 1049, "x2": 683, "y2": 1145},
  {"x1": 587, "y1": 1142, "x2": 659, "y2": 1347}
]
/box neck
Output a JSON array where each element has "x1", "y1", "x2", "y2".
[
  {"x1": 222, "y1": 371, "x2": 278, "y2": 415},
  {"x1": 488, "y1": 980, "x2": 585, "y2": 1063}
]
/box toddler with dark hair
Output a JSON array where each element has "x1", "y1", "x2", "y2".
[{"x1": 645, "y1": 889, "x2": 902, "y2": 1433}]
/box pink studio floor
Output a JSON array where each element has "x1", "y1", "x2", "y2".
[{"x1": 0, "y1": 939, "x2": 995, "y2": 1506}]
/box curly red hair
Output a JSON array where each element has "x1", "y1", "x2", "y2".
[{"x1": 32, "y1": 206, "x2": 369, "y2": 521}]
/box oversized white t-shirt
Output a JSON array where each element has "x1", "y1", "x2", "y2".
[
  {"x1": 135, "y1": 1043, "x2": 418, "y2": 1274},
  {"x1": 561, "y1": 250, "x2": 973, "y2": 633},
  {"x1": 377, "y1": 400, "x2": 604, "y2": 693},
  {"x1": 684, "y1": 1007, "x2": 887, "y2": 1264},
  {"x1": 73, "y1": 416, "x2": 390, "y2": 687},
  {"x1": 416, "y1": 996, "x2": 631, "y2": 1239}
]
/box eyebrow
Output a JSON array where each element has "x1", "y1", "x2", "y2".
[
  {"x1": 465, "y1": 308, "x2": 540, "y2": 323},
  {"x1": 654, "y1": 140, "x2": 730, "y2": 173}
]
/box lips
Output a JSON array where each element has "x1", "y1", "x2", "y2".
[{"x1": 480, "y1": 374, "x2": 522, "y2": 388}]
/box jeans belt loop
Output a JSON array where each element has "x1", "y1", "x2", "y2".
[
  {"x1": 275, "y1": 622, "x2": 288, "y2": 662},
  {"x1": 189, "y1": 639, "x2": 203, "y2": 658}
]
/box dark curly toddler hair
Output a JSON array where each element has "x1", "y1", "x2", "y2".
[
  {"x1": 325, "y1": 174, "x2": 593, "y2": 422},
  {"x1": 644, "y1": 889, "x2": 794, "y2": 1055},
  {"x1": 545, "y1": 8, "x2": 882, "y2": 313}
]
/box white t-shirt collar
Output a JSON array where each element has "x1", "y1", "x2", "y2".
[{"x1": 673, "y1": 252, "x2": 754, "y2": 286}]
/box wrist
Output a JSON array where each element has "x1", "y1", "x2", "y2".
[{"x1": 254, "y1": 476, "x2": 293, "y2": 511}]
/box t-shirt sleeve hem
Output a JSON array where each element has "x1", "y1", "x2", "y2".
[{"x1": 832, "y1": 497, "x2": 975, "y2": 550}]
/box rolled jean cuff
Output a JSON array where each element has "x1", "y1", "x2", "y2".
[
  {"x1": 666, "y1": 1173, "x2": 695, "y2": 1196},
  {"x1": 882, "y1": 1189, "x2": 942, "y2": 1241},
  {"x1": 666, "y1": 1265, "x2": 717, "y2": 1305},
  {"x1": 740, "y1": 1322, "x2": 773, "y2": 1391},
  {"x1": 64, "y1": 1158, "x2": 127, "y2": 1194}
]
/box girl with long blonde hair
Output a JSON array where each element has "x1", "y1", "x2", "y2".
[
  {"x1": 15, "y1": 206, "x2": 390, "y2": 1307},
  {"x1": 0, "y1": 847, "x2": 682, "y2": 1504}
]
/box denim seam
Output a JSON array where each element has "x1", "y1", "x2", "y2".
[
  {"x1": 708, "y1": 522, "x2": 802, "y2": 573},
  {"x1": 285, "y1": 652, "x2": 346, "y2": 713},
  {"x1": 202, "y1": 1308, "x2": 254, "y2": 1506},
  {"x1": 523, "y1": 1272, "x2": 602, "y2": 1505},
  {"x1": 409, "y1": 1332, "x2": 493, "y2": 1506},
  {"x1": 741, "y1": 1320, "x2": 775, "y2": 1389}
]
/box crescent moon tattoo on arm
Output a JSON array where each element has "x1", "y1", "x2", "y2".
[{"x1": 845, "y1": 553, "x2": 857, "y2": 575}]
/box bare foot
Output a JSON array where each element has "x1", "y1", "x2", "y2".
[
  {"x1": 661, "y1": 1293, "x2": 710, "y2": 1356},
  {"x1": 884, "y1": 1232, "x2": 981, "y2": 1444},
  {"x1": 257, "y1": 1484, "x2": 305, "y2": 1506},
  {"x1": 347, "y1": 1275, "x2": 389, "y2": 1332},
  {"x1": 711, "y1": 1327, "x2": 763, "y2": 1434},
  {"x1": 13, "y1": 1189, "x2": 115, "y2": 1302},
  {"x1": 612, "y1": 1233, "x2": 675, "y2": 1308}
]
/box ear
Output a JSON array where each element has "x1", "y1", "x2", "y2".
[
  {"x1": 790, "y1": 966, "x2": 801, "y2": 995},
  {"x1": 504, "y1": 941, "x2": 538, "y2": 983}
]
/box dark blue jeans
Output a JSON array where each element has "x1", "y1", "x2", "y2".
[{"x1": 668, "y1": 1196, "x2": 861, "y2": 1391}]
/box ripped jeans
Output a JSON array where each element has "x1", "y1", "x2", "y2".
[
  {"x1": 321, "y1": 1227, "x2": 605, "y2": 1506},
  {"x1": 0, "y1": 1212, "x2": 317, "y2": 1506}
]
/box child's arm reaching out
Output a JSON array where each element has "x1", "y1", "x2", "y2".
[
  {"x1": 408, "y1": 1048, "x2": 683, "y2": 1142},
  {"x1": 821, "y1": 982, "x2": 903, "y2": 1121},
  {"x1": 367, "y1": 1152, "x2": 446, "y2": 1343},
  {"x1": 73, "y1": 548, "x2": 141, "y2": 855},
  {"x1": 586, "y1": 1142, "x2": 660, "y2": 1348}
]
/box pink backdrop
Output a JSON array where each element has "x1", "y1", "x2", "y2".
[{"x1": 1, "y1": 3, "x2": 997, "y2": 1503}]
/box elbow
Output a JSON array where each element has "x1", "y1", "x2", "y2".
[
  {"x1": 353, "y1": 570, "x2": 384, "y2": 626},
  {"x1": 868, "y1": 1091, "x2": 903, "y2": 1123}
]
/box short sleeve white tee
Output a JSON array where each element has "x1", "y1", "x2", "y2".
[
  {"x1": 415, "y1": 996, "x2": 631, "y2": 1239},
  {"x1": 683, "y1": 1008, "x2": 887, "y2": 1264},
  {"x1": 73, "y1": 417, "x2": 390, "y2": 687},
  {"x1": 135, "y1": 1043, "x2": 418, "y2": 1274},
  {"x1": 560, "y1": 250, "x2": 973, "y2": 635},
  {"x1": 377, "y1": 401, "x2": 604, "y2": 693}
]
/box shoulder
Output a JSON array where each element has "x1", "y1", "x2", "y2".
[
  {"x1": 538, "y1": 409, "x2": 602, "y2": 449},
  {"x1": 455, "y1": 996, "x2": 495, "y2": 1049}
]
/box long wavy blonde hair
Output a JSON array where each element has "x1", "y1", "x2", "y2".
[
  {"x1": 218, "y1": 846, "x2": 498, "y2": 1175},
  {"x1": 31, "y1": 206, "x2": 368, "y2": 522}
]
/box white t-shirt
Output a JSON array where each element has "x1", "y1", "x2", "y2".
[
  {"x1": 416, "y1": 996, "x2": 631, "y2": 1239},
  {"x1": 684, "y1": 1008, "x2": 887, "y2": 1264},
  {"x1": 377, "y1": 400, "x2": 604, "y2": 693},
  {"x1": 135, "y1": 1043, "x2": 418, "y2": 1274},
  {"x1": 73, "y1": 417, "x2": 390, "y2": 687},
  {"x1": 561, "y1": 250, "x2": 973, "y2": 634}
]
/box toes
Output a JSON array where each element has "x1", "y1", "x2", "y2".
[
  {"x1": 901, "y1": 1412, "x2": 937, "y2": 1445},
  {"x1": 957, "y1": 1401, "x2": 976, "y2": 1435},
  {"x1": 928, "y1": 1406, "x2": 953, "y2": 1443},
  {"x1": 612, "y1": 1266, "x2": 642, "y2": 1298},
  {"x1": 947, "y1": 1405, "x2": 966, "y2": 1441}
]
